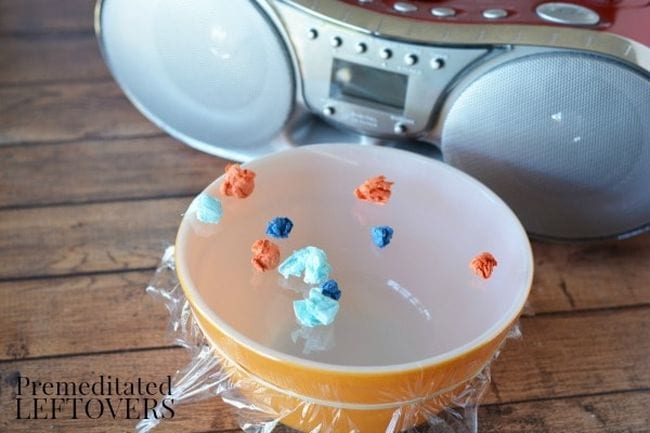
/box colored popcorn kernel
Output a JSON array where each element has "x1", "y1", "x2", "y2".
[
  {"x1": 320, "y1": 279, "x2": 341, "y2": 301},
  {"x1": 266, "y1": 216, "x2": 294, "y2": 239},
  {"x1": 191, "y1": 192, "x2": 223, "y2": 224},
  {"x1": 220, "y1": 163, "x2": 256, "y2": 198},
  {"x1": 470, "y1": 252, "x2": 498, "y2": 279},
  {"x1": 293, "y1": 288, "x2": 340, "y2": 327},
  {"x1": 251, "y1": 239, "x2": 280, "y2": 272},
  {"x1": 278, "y1": 246, "x2": 332, "y2": 285},
  {"x1": 371, "y1": 225, "x2": 394, "y2": 248},
  {"x1": 354, "y1": 175, "x2": 394, "y2": 205}
]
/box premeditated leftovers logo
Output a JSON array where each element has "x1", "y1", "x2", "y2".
[{"x1": 12, "y1": 375, "x2": 174, "y2": 420}]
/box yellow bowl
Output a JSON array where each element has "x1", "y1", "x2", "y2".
[{"x1": 176, "y1": 144, "x2": 533, "y2": 432}]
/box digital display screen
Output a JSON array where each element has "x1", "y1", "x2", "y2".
[{"x1": 329, "y1": 59, "x2": 408, "y2": 111}]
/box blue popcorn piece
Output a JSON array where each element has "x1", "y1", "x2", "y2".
[
  {"x1": 191, "y1": 193, "x2": 223, "y2": 224},
  {"x1": 266, "y1": 216, "x2": 294, "y2": 239},
  {"x1": 320, "y1": 279, "x2": 341, "y2": 301},
  {"x1": 293, "y1": 288, "x2": 340, "y2": 327},
  {"x1": 371, "y1": 225, "x2": 394, "y2": 248},
  {"x1": 278, "y1": 246, "x2": 332, "y2": 285}
]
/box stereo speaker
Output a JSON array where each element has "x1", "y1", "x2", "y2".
[
  {"x1": 99, "y1": 0, "x2": 294, "y2": 159},
  {"x1": 441, "y1": 52, "x2": 650, "y2": 239}
]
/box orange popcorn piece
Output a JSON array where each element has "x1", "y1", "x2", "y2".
[
  {"x1": 220, "y1": 163, "x2": 256, "y2": 198},
  {"x1": 354, "y1": 175, "x2": 394, "y2": 205},
  {"x1": 251, "y1": 239, "x2": 280, "y2": 272},
  {"x1": 470, "y1": 252, "x2": 498, "y2": 279}
]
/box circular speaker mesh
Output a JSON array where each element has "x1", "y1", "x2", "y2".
[
  {"x1": 100, "y1": 0, "x2": 293, "y2": 159},
  {"x1": 441, "y1": 52, "x2": 650, "y2": 239}
]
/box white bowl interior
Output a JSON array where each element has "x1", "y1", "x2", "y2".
[{"x1": 177, "y1": 144, "x2": 532, "y2": 368}]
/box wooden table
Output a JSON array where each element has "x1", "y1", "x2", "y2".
[{"x1": 0, "y1": 1, "x2": 648, "y2": 432}]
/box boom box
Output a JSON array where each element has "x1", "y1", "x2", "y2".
[{"x1": 96, "y1": 0, "x2": 650, "y2": 240}]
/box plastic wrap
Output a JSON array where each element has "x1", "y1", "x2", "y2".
[{"x1": 136, "y1": 246, "x2": 523, "y2": 433}]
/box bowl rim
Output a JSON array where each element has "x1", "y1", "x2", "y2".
[{"x1": 176, "y1": 144, "x2": 534, "y2": 374}]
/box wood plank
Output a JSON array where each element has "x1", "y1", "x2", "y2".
[
  {"x1": 1, "y1": 387, "x2": 649, "y2": 433},
  {"x1": 2, "y1": 267, "x2": 649, "y2": 362},
  {"x1": 0, "y1": 198, "x2": 189, "y2": 280},
  {"x1": 0, "y1": 137, "x2": 227, "y2": 208},
  {"x1": 528, "y1": 238, "x2": 650, "y2": 312},
  {"x1": 0, "y1": 0, "x2": 94, "y2": 34},
  {"x1": 0, "y1": 194, "x2": 648, "y2": 292},
  {"x1": 0, "y1": 36, "x2": 108, "y2": 85},
  {"x1": 478, "y1": 391, "x2": 650, "y2": 433},
  {"x1": 488, "y1": 307, "x2": 649, "y2": 404},
  {"x1": 0, "y1": 81, "x2": 159, "y2": 145},
  {"x1": 0, "y1": 271, "x2": 170, "y2": 360},
  {"x1": 0, "y1": 327, "x2": 647, "y2": 433},
  {"x1": 1, "y1": 194, "x2": 648, "y2": 299},
  {"x1": 1, "y1": 299, "x2": 648, "y2": 404}
]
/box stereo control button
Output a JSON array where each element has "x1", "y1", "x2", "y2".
[
  {"x1": 431, "y1": 7, "x2": 456, "y2": 17},
  {"x1": 482, "y1": 8, "x2": 508, "y2": 19},
  {"x1": 535, "y1": 2, "x2": 600, "y2": 26},
  {"x1": 307, "y1": 29, "x2": 318, "y2": 40},
  {"x1": 323, "y1": 106, "x2": 335, "y2": 116},
  {"x1": 330, "y1": 36, "x2": 343, "y2": 47},
  {"x1": 404, "y1": 54, "x2": 418, "y2": 66},
  {"x1": 430, "y1": 57, "x2": 445, "y2": 69},
  {"x1": 355, "y1": 42, "x2": 367, "y2": 54},
  {"x1": 379, "y1": 48, "x2": 393, "y2": 60},
  {"x1": 394, "y1": 123, "x2": 407, "y2": 134},
  {"x1": 393, "y1": 2, "x2": 418, "y2": 12}
]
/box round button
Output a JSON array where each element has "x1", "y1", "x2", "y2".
[
  {"x1": 482, "y1": 8, "x2": 508, "y2": 19},
  {"x1": 323, "y1": 106, "x2": 335, "y2": 116},
  {"x1": 430, "y1": 57, "x2": 445, "y2": 70},
  {"x1": 404, "y1": 54, "x2": 418, "y2": 66},
  {"x1": 330, "y1": 36, "x2": 343, "y2": 47},
  {"x1": 393, "y1": 2, "x2": 418, "y2": 12},
  {"x1": 535, "y1": 2, "x2": 600, "y2": 26},
  {"x1": 355, "y1": 42, "x2": 367, "y2": 54},
  {"x1": 431, "y1": 7, "x2": 456, "y2": 17},
  {"x1": 307, "y1": 29, "x2": 318, "y2": 40},
  {"x1": 394, "y1": 123, "x2": 407, "y2": 134},
  {"x1": 379, "y1": 48, "x2": 393, "y2": 60}
]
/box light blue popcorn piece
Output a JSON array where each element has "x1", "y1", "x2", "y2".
[
  {"x1": 278, "y1": 252, "x2": 306, "y2": 280},
  {"x1": 293, "y1": 299, "x2": 321, "y2": 327},
  {"x1": 191, "y1": 192, "x2": 223, "y2": 224},
  {"x1": 308, "y1": 288, "x2": 340, "y2": 325},
  {"x1": 278, "y1": 246, "x2": 331, "y2": 285},
  {"x1": 293, "y1": 288, "x2": 340, "y2": 327},
  {"x1": 302, "y1": 247, "x2": 332, "y2": 285}
]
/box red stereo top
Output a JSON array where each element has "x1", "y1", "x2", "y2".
[{"x1": 339, "y1": 0, "x2": 650, "y2": 46}]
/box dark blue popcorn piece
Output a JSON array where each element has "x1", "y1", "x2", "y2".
[
  {"x1": 320, "y1": 279, "x2": 341, "y2": 301},
  {"x1": 371, "y1": 225, "x2": 394, "y2": 248},
  {"x1": 266, "y1": 216, "x2": 294, "y2": 239}
]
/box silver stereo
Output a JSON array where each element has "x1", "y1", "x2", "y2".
[{"x1": 96, "y1": 0, "x2": 650, "y2": 240}]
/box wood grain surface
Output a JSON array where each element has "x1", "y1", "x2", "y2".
[
  {"x1": 0, "y1": 0, "x2": 94, "y2": 34},
  {"x1": 0, "y1": 136, "x2": 223, "y2": 208},
  {"x1": 0, "y1": 0, "x2": 648, "y2": 432},
  {"x1": 0, "y1": 81, "x2": 159, "y2": 145},
  {"x1": 0, "y1": 36, "x2": 108, "y2": 85}
]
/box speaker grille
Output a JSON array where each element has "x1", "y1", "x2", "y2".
[
  {"x1": 441, "y1": 52, "x2": 650, "y2": 239},
  {"x1": 101, "y1": 0, "x2": 294, "y2": 159}
]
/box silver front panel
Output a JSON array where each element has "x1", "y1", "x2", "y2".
[{"x1": 275, "y1": 2, "x2": 489, "y2": 139}]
